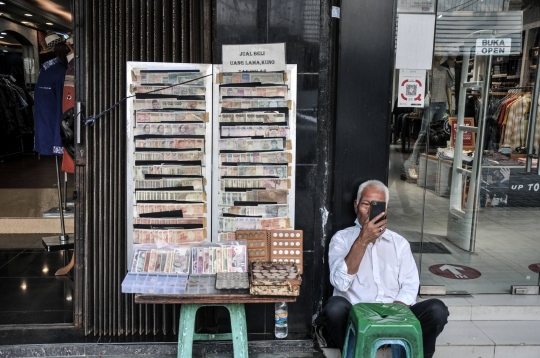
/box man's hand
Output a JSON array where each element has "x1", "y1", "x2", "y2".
[
  {"x1": 344, "y1": 211, "x2": 387, "y2": 275},
  {"x1": 393, "y1": 300, "x2": 409, "y2": 306},
  {"x1": 357, "y1": 211, "x2": 387, "y2": 246}
]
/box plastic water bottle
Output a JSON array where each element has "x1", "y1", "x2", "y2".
[{"x1": 275, "y1": 302, "x2": 288, "y2": 338}]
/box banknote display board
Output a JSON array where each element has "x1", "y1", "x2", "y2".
[
  {"x1": 212, "y1": 65, "x2": 297, "y2": 241},
  {"x1": 126, "y1": 62, "x2": 214, "y2": 264},
  {"x1": 125, "y1": 62, "x2": 297, "y2": 267}
]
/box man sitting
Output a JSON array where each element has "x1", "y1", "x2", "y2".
[{"x1": 317, "y1": 180, "x2": 449, "y2": 358}]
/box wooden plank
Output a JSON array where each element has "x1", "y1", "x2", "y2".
[{"x1": 135, "y1": 293, "x2": 296, "y2": 305}]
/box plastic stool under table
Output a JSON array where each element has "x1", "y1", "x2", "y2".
[
  {"x1": 342, "y1": 303, "x2": 423, "y2": 358},
  {"x1": 178, "y1": 303, "x2": 248, "y2": 358}
]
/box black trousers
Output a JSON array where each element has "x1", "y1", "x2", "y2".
[{"x1": 319, "y1": 296, "x2": 449, "y2": 358}]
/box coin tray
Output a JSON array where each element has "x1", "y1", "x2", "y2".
[
  {"x1": 121, "y1": 272, "x2": 188, "y2": 294},
  {"x1": 268, "y1": 230, "x2": 303, "y2": 274},
  {"x1": 236, "y1": 230, "x2": 270, "y2": 267},
  {"x1": 250, "y1": 261, "x2": 301, "y2": 296},
  {"x1": 216, "y1": 272, "x2": 250, "y2": 290},
  {"x1": 186, "y1": 274, "x2": 218, "y2": 294}
]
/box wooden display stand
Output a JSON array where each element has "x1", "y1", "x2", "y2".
[{"x1": 135, "y1": 293, "x2": 296, "y2": 358}]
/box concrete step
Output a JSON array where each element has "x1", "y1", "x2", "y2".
[
  {"x1": 436, "y1": 320, "x2": 540, "y2": 358},
  {"x1": 0, "y1": 218, "x2": 74, "y2": 234},
  {"x1": 436, "y1": 294, "x2": 540, "y2": 321}
]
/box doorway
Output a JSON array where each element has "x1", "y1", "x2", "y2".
[{"x1": 0, "y1": 14, "x2": 75, "y2": 324}]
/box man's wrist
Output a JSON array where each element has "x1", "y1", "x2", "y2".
[{"x1": 354, "y1": 234, "x2": 370, "y2": 248}]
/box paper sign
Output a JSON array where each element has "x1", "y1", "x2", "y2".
[
  {"x1": 475, "y1": 38, "x2": 512, "y2": 55},
  {"x1": 222, "y1": 43, "x2": 286, "y2": 72},
  {"x1": 396, "y1": 14, "x2": 436, "y2": 70},
  {"x1": 397, "y1": 69, "x2": 426, "y2": 107},
  {"x1": 397, "y1": 0, "x2": 434, "y2": 13}
]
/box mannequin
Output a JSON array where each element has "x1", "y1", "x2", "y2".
[
  {"x1": 441, "y1": 53, "x2": 462, "y2": 115},
  {"x1": 34, "y1": 35, "x2": 69, "y2": 155},
  {"x1": 34, "y1": 35, "x2": 71, "y2": 251},
  {"x1": 405, "y1": 53, "x2": 453, "y2": 179}
]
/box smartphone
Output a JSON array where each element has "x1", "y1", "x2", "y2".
[{"x1": 369, "y1": 200, "x2": 386, "y2": 223}]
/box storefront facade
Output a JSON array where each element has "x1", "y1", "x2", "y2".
[{"x1": 66, "y1": 0, "x2": 540, "y2": 340}]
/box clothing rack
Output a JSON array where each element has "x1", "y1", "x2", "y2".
[
  {"x1": 0, "y1": 74, "x2": 17, "y2": 82},
  {"x1": 489, "y1": 85, "x2": 532, "y2": 96}
]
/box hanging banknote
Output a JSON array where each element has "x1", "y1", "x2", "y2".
[
  {"x1": 218, "y1": 217, "x2": 290, "y2": 232},
  {"x1": 218, "y1": 165, "x2": 288, "y2": 178},
  {"x1": 136, "y1": 203, "x2": 206, "y2": 217},
  {"x1": 220, "y1": 86, "x2": 287, "y2": 98},
  {"x1": 221, "y1": 99, "x2": 288, "y2": 109},
  {"x1": 220, "y1": 126, "x2": 289, "y2": 138},
  {"x1": 135, "y1": 71, "x2": 205, "y2": 85},
  {"x1": 134, "y1": 123, "x2": 206, "y2": 136},
  {"x1": 134, "y1": 178, "x2": 204, "y2": 190},
  {"x1": 133, "y1": 165, "x2": 202, "y2": 179},
  {"x1": 135, "y1": 191, "x2": 205, "y2": 202},
  {"x1": 133, "y1": 217, "x2": 204, "y2": 225},
  {"x1": 219, "y1": 205, "x2": 289, "y2": 217},
  {"x1": 220, "y1": 87, "x2": 256, "y2": 97},
  {"x1": 135, "y1": 138, "x2": 205, "y2": 150},
  {"x1": 218, "y1": 232, "x2": 237, "y2": 242},
  {"x1": 133, "y1": 99, "x2": 205, "y2": 110},
  {"x1": 219, "y1": 152, "x2": 290, "y2": 164},
  {"x1": 136, "y1": 111, "x2": 206, "y2": 123},
  {"x1": 219, "y1": 138, "x2": 284, "y2": 151},
  {"x1": 134, "y1": 151, "x2": 205, "y2": 163},
  {"x1": 230, "y1": 72, "x2": 285, "y2": 84},
  {"x1": 218, "y1": 190, "x2": 288, "y2": 205},
  {"x1": 131, "y1": 85, "x2": 206, "y2": 96},
  {"x1": 219, "y1": 112, "x2": 286, "y2": 123},
  {"x1": 219, "y1": 178, "x2": 289, "y2": 190},
  {"x1": 245, "y1": 189, "x2": 288, "y2": 203},
  {"x1": 133, "y1": 228, "x2": 206, "y2": 244}
]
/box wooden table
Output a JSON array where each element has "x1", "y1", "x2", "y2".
[{"x1": 135, "y1": 293, "x2": 297, "y2": 358}]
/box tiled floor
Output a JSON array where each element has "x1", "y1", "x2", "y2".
[
  {"x1": 0, "y1": 235, "x2": 74, "y2": 325},
  {"x1": 0, "y1": 154, "x2": 75, "y2": 325},
  {"x1": 388, "y1": 144, "x2": 540, "y2": 294}
]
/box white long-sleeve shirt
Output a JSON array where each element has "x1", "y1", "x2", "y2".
[{"x1": 329, "y1": 225, "x2": 419, "y2": 306}]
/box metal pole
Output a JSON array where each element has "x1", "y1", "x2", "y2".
[
  {"x1": 64, "y1": 172, "x2": 68, "y2": 211},
  {"x1": 469, "y1": 54, "x2": 493, "y2": 252},
  {"x1": 55, "y1": 155, "x2": 68, "y2": 241},
  {"x1": 525, "y1": 65, "x2": 540, "y2": 173}
]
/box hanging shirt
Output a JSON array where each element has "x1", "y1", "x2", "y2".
[
  {"x1": 503, "y1": 94, "x2": 531, "y2": 149},
  {"x1": 34, "y1": 57, "x2": 67, "y2": 155},
  {"x1": 328, "y1": 223, "x2": 419, "y2": 306}
]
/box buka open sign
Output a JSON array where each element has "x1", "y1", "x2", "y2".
[{"x1": 475, "y1": 38, "x2": 512, "y2": 55}]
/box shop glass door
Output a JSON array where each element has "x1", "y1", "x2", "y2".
[{"x1": 389, "y1": 2, "x2": 540, "y2": 295}]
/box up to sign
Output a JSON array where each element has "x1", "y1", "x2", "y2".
[{"x1": 476, "y1": 38, "x2": 512, "y2": 55}]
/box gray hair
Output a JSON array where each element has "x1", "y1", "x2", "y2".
[{"x1": 356, "y1": 180, "x2": 389, "y2": 203}]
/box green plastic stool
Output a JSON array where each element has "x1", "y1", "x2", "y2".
[
  {"x1": 177, "y1": 303, "x2": 248, "y2": 358},
  {"x1": 342, "y1": 303, "x2": 423, "y2": 358}
]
